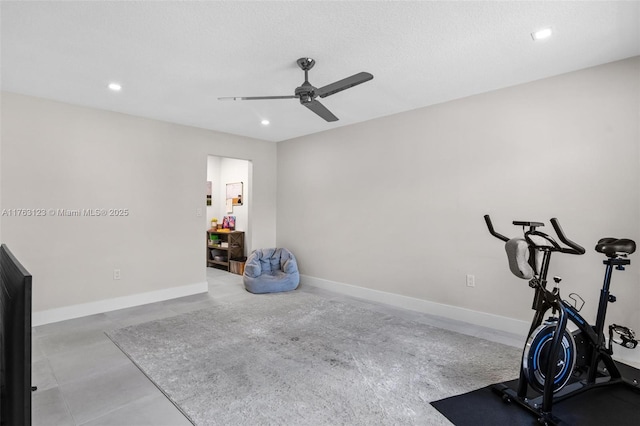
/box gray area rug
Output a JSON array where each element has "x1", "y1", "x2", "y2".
[{"x1": 107, "y1": 291, "x2": 520, "y2": 425}]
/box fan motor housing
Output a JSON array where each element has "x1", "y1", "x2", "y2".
[{"x1": 295, "y1": 85, "x2": 316, "y2": 103}]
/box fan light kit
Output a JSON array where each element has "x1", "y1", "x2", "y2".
[{"x1": 219, "y1": 57, "x2": 374, "y2": 122}]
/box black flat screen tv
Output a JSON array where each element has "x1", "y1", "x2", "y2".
[{"x1": 0, "y1": 244, "x2": 32, "y2": 426}]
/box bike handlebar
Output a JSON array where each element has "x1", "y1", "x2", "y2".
[
  {"x1": 484, "y1": 215, "x2": 509, "y2": 242},
  {"x1": 484, "y1": 214, "x2": 585, "y2": 255},
  {"x1": 550, "y1": 218, "x2": 586, "y2": 255}
]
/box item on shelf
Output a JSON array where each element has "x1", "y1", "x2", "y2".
[
  {"x1": 230, "y1": 257, "x2": 247, "y2": 275},
  {"x1": 213, "y1": 255, "x2": 227, "y2": 262},
  {"x1": 222, "y1": 215, "x2": 236, "y2": 230},
  {"x1": 210, "y1": 217, "x2": 218, "y2": 229}
]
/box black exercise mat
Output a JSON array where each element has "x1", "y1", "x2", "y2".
[{"x1": 431, "y1": 363, "x2": 640, "y2": 426}]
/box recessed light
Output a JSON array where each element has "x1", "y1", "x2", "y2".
[
  {"x1": 531, "y1": 27, "x2": 553, "y2": 41},
  {"x1": 108, "y1": 82, "x2": 122, "y2": 91},
  {"x1": 261, "y1": 119, "x2": 270, "y2": 126}
]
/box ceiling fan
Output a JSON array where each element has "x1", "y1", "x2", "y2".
[{"x1": 219, "y1": 57, "x2": 373, "y2": 122}]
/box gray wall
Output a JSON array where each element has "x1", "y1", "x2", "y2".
[
  {"x1": 1, "y1": 57, "x2": 638, "y2": 364},
  {"x1": 277, "y1": 57, "x2": 640, "y2": 363},
  {"x1": 0, "y1": 92, "x2": 277, "y2": 316}
]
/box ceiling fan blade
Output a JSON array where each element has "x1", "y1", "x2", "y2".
[
  {"x1": 316, "y1": 72, "x2": 373, "y2": 98},
  {"x1": 303, "y1": 99, "x2": 338, "y2": 122},
  {"x1": 218, "y1": 95, "x2": 297, "y2": 101}
]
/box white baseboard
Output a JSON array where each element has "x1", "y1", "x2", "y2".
[
  {"x1": 300, "y1": 275, "x2": 640, "y2": 368},
  {"x1": 32, "y1": 281, "x2": 208, "y2": 326},
  {"x1": 301, "y1": 275, "x2": 530, "y2": 335}
]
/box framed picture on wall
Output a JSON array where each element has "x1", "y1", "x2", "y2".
[
  {"x1": 206, "y1": 181, "x2": 212, "y2": 206},
  {"x1": 226, "y1": 182, "x2": 243, "y2": 206}
]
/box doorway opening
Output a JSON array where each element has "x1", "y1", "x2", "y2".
[{"x1": 206, "y1": 155, "x2": 252, "y2": 275}]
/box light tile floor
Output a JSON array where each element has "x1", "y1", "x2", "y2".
[{"x1": 32, "y1": 268, "x2": 522, "y2": 426}]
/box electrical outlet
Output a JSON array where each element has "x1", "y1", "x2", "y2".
[
  {"x1": 196, "y1": 208, "x2": 203, "y2": 217},
  {"x1": 466, "y1": 274, "x2": 475, "y2": 287},
  {"x1": 113, "y1": 269, "x2": 121, "y2": 280}
]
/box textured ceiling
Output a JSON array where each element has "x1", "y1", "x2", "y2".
[{"x1": 1, "y1": 1, "x2": 639, "y2": 142}]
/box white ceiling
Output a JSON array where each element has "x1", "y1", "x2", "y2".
[{"x1": 1, "y1": 1, "x2": 639, "y2": 142}]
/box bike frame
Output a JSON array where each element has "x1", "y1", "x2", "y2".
[
  {"x1": 514, "y1": 253, "x2": 627, "y2": 421},
  {"x1": 485, "y1": 215, "x2": 637, "y2": 424}
]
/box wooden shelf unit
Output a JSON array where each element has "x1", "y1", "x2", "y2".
[{"x1": 206, "y1": 230, "x2": 244, "y2": 272}]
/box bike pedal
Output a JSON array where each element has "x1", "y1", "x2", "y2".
[
  {"x1": 619, "y1": 336, "x2": 638, "y2": 349},
  {"x1": 610, "y1": 324, "x2": 638, "y2": 349}
]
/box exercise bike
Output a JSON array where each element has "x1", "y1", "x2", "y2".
[{"x1": 484, "y1": 215, "x2": 640, "y2": 425}]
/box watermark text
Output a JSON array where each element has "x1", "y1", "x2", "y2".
[{"x1": 1, "y1": 208, "x2": 130, "y2": 217}]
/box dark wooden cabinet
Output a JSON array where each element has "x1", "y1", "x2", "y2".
[{"x1": 206, "y1": 230, "x2": 244, "y2": 272}]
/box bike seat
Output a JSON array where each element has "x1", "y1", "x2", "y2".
[{"x1": 595, "y1": 238, "x2": 636, "y2": 256}]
